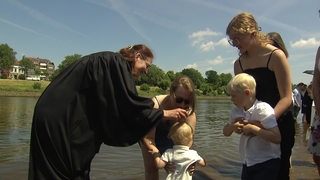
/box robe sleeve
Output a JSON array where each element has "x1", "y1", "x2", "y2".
[{"x1": 85, "y1": 51, "x2": 163, "y2": 146}]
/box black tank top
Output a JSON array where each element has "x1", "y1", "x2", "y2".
[{"x1": 239, "y1": 49, "x2": 280, "y2": 108}]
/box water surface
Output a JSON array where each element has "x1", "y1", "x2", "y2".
[{"x1": 0, "y1": 97, "x2": 318, "y2": 179}]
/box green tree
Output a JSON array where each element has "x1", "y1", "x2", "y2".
[
  {"x1": 180, "y1": 68, "x2": 205, "y2": 89},
  {"x1": 0, "y1": 43, "x2": 16, "y2": 77},
  {"x1": 205, "y1": 70, "x2": 219, "y2": 84},
  {"x1": 139, "y1": 65, "x2": 166, "y2": 86},
  {"x1": 19, "y1": 56, "x2": 35, "y2": 78},
  {"x1": 51, "y1": 54, "x2": 82, "y2": 80},
  {"x1": 166, "y1": 70, "x2": 176, "y2": 81},
  {"x1": 219, "y1": 73, "x2": 233, "y2": 86}
]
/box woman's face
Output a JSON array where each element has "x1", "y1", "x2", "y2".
[
  {"x1": 228, "y1": 33, "x2": 253, "y2": 53},
  {"x1": 173, "y1": 86, "x2": 192, "y2": 110},
  {"x1": 131, "y1": 53, "x2": 152, "y2": 77}
]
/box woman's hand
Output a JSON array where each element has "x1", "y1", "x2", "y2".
[
  {"x1": 164, "y1": 161, "x2": 175, "y2": 173},
  {"x1": 187, "y1": 163, "x2": 196, "y2": 175},
  {"x1": 163, "y1": 108, "x2": 188, "y2": 121}
]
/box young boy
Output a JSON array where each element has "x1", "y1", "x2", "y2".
[
  {"x1": 223, "y1": 73, "x2": 281, "y2": 180},
  {"x1": 152, "y1": 122, "x2": 206, "y2": 180}
]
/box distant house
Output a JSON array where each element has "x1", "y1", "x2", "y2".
[
  {"x1": 8, "y1": 60, "x2": 24, "y2": 79},
  {"x1": 8, "y1": 57, "x2": 55, "y2": 80},
  {"x1": 26, "y1": 57, "x2": 55, "y2": 80}
]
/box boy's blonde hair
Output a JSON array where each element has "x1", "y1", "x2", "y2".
[
  {"x1": 168, "y1": 122, "x2": 193, "y2": 146},
  {"x1": 227, "y1": 73, "x2": 256, "y2": 96}
]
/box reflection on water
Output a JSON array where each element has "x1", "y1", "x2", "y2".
[
  {"x1": 0, "y1": 97, "x2": 319, "y2": 179},
  {"x1": 0, "y1": 97, "x2": 37, "y2": 163}
]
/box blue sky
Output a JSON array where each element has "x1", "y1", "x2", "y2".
[{"x1": 1, "y1": 0, "x2": 319, "y2": 84}]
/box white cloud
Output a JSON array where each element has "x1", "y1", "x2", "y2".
[
  {"x1": 199, "y1": 41, "x2": 214, "y2": 52},
  {"x1": 189, "y1": 28, "x2": 219, "y2": 39},
  {"x1": 189, "y1": 28, "x2": 219, "y2": 46},
  {"x1": 291, "y1": 38, "x2": 320, "y2": 48},
  {"x1": 208, "y1": 56, "x2": 224, "y2": 65},
  {"x1": 186, "y1": 63, "x2": 198, "y2": 69},
  {"x1": 189, "y1": 28, "x2": 229, "y2": 52}
]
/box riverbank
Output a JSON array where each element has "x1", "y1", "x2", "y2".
[
  {"x1": 0, "y1": 79, "x2": 49, "y2": 97},
  {"x1": 0, "y1": 79, "x2": 229, "y2": 99}
]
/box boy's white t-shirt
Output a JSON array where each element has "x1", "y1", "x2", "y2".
[{"x1": 229, "y1": 99, "x2": 280, "y2": 167}]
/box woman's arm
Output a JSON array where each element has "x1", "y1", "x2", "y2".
[
  {"x1": 242, "y1": 124, "x2": 281, "y2": 144},
  {"x1": 186, "y1": 112, "x2": 196, "y2": 134},
  {"x1": 270, "y1": 50, "x2": 293, "y2": 119},
  {"x1": 153, "y1": 154, "x2": 167, "y2": 169}
]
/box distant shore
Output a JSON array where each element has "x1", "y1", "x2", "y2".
[{"x1": 0, "y1": 79, "x2": 230, "y2": 99}]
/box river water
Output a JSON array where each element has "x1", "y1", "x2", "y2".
[{"x1": 0, "y1": 97, "x2": 319, "y2": 179}]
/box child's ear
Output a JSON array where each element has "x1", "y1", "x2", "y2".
[{"x1": 244, "y1": 89, "x2": 251, "y2": 95}]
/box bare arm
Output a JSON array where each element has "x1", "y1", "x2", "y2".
[
  {"x1": 313, "y1": 47, "x2": 320, "y2": 114},
  {"x1": 242, "y1": 124, "x2": 281, "y2": 144},
  {"x1": 186, "y1": 112, "x2": 196, "y2": 134},
  {"x1": 153, "y1": 153, "x2": 167, "y2": 169},
  {"x1": 197, "y1": 158, "x2": 206, "y2": 167},
  {"x1": 269, "y1": 50, "x2": 293, "y2": 119}
]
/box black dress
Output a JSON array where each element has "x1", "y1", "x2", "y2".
[
  {"x1": 238, "y1": 49, "x2": 295, "y2": 180},
  {"x1": 302, "y1": 90, "x2": 313, "y2": 124},
  {"x1": 28, "y1": 51, "x2": 163, "y2": 179}
]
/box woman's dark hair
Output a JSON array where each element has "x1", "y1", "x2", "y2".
[
  {"x1": 268, "y1": 32, "x2": 289, "y2": 58},
  {"x1": 119, "y1": 44, "x2": 154, "y2": 62}
]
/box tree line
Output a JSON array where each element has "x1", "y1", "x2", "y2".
[{"x1": 0, "y1": 43, "x2": 232, "y2": 96}]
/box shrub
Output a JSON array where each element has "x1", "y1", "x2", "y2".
[
  {"x1": 33, "y1": 82, "x2": 41, "y2": 89},
  {"x1": 140, "y1": 83, "x2": 150, "y2": 91}
]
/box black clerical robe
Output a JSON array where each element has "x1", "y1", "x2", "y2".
[{"x1": 28, "y1": 51, "x2": 163, "y2": 179}]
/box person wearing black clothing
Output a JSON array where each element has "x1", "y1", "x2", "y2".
[
  {"x1": 28, "y1": 44, "x2": 189, "y2": 179},
  {"x1": 302, "y1": 84, "x2": 313, "y2": 124}
]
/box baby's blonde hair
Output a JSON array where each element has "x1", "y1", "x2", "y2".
[
  {"x1": 168, "y1": 122, "x2": 193, "y2": 146},
  {"x1": 227, "y1": 73, "x2": 256, "y2": 96}
]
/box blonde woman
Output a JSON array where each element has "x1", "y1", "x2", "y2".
[{"x1": 226, "y1": 12, "x2": 295, "y2": 180}]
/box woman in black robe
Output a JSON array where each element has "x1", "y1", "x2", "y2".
[{"x1": 28, "y1": 44, "x2": 188, "y2": 180}]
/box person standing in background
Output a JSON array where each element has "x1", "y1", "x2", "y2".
[
  {"x1": 308, "y1": 46, "x2": 320, "y2": 175},
  {"x1": 292, "y1": 83, "x2": 304, "y2": 122},
  {"x1": 302, "y1": 83, "x2": 313, "y2": 125},
  {"x1": 226, "y1": 12, "x2": 295, "y2": 180}
]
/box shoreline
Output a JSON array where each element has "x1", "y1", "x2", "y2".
[{"x1": 0, "y1": 90, "x2": 230, "y2": 99}]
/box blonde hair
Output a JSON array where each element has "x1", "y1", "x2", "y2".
[
  {"x1": 168, "y1": 122, "x2": 193, "y2": 146},
  {"x1": 226, "y1": 12, "x2": 270, "y2": 48},
  {"x1": 227, "y1": 73, "x2": 256, "y2": 96}
]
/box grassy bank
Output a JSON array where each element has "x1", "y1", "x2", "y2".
[
  {"x1": 0, "y1": 79, "x2": 229, "y2": 99},
  {"x1": 0, "y1": 79, "x2": 50, "y2": 97}
]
